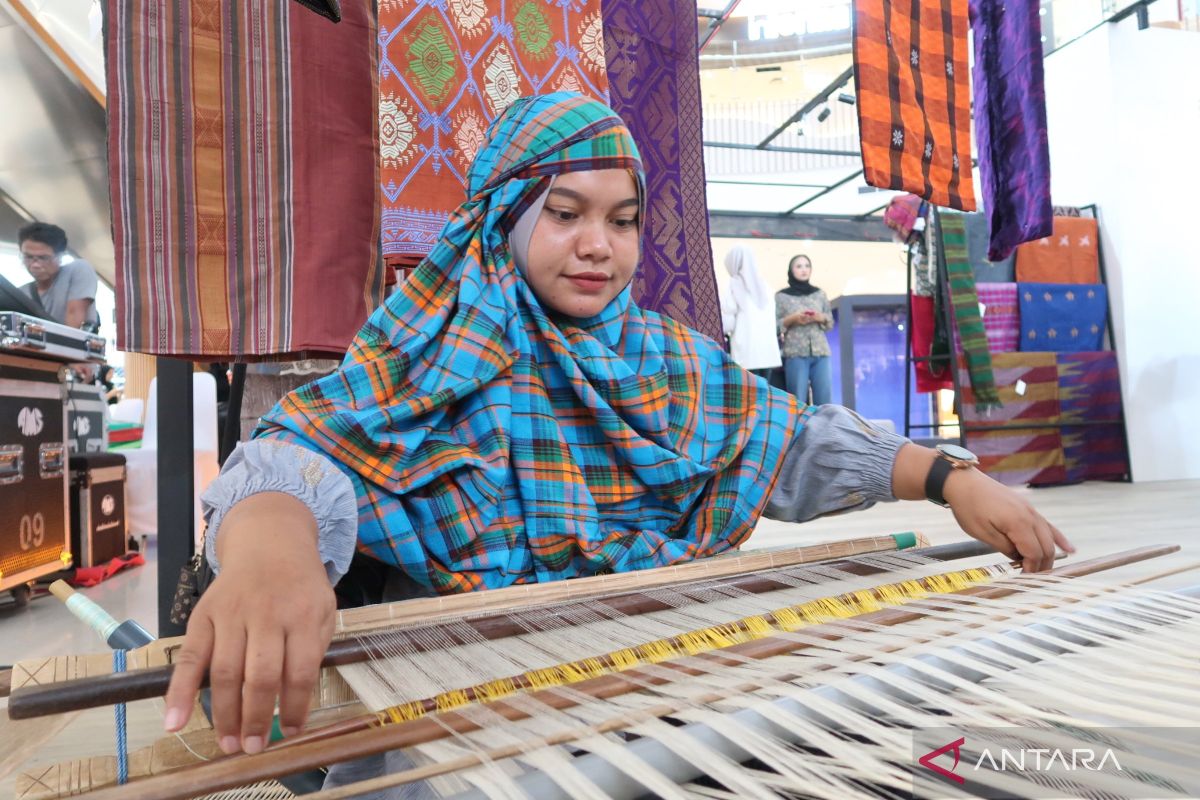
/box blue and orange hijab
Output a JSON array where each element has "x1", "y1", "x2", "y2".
[{"x1": 258, "y1": 93, "x2": 807, "y2": 594}]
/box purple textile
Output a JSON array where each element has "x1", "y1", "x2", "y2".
[
  {"x1": 970, "y1": 0, "x2": 1053, "y2": 261},
  {"x1": 602, "y1": 0, "x2": 722, "y2": 342}
]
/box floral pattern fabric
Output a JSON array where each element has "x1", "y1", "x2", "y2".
[{"x1": 378, "y1": 0, "x2": 608, "y2": 268}]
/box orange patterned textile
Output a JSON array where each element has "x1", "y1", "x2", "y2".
[{"x1": 853, "y1": 0, "x2": 977, "y2": 210}]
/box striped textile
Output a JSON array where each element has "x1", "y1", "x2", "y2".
[
  {"x1": 105, "y1": 0, "x2": 384, "y2": 358},
  {"x1": 259, "y1": 94, "x2": 804, "y2": 595},
  {"x1": 601, "y1": 0, "x2": 722, "y2": 342},
  {"x1": 1058, "y1": 352, "x2": 1128, "y2": 483},
  {"x1": 952, "y1": 282, "x2": 1019, "y2": 355},
  {"x1": 969, "y1": 0, "x2": 1053, "y2": 261},
  {"x1": 941, "y1": 214, "x2": 998, "y2": 408},
  {"x1": 378, "y1": 0, "x2": 608, "y2": 269},
  {"x1": 853, "y1": 0, "x2": 976, "y2": 210},
  {"x1": 960, "y1": 353, "x2": 1065, "y2": 486}
]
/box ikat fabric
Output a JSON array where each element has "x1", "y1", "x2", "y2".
[
  {"x1": 1014, "y1": 216, "x2": 1100, "y2": 284},
  {"x1": 105, "y1": 0, "x2": 385, "y2": 358},
  {"x1": 969, "y1": 0, "x2": 1053, "y2": 260},
  {"x1": 258, "y1": 94, "x2": 803, "y2": 595},
  {"x1": 378, "y1": 0, "x2": 609, "y2": 269},
  {"x1": 853, "y1": 0, "x2": 977, "y2": 210},
  {"x1": 600, "y1": 0, "x2": 723, "y2": 341},
  {"x1": 1018, "y1": 282, "x2": 1108, "y2": 353}
]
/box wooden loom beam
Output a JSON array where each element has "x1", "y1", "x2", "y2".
[
  {"x1": 7, "y1": 540, "x2": 984, "y2": 720},
  {"x1": 69, "y1": 544, "x2": 1179, "y2": 800}
]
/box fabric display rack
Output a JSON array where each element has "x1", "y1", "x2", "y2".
[{"x1": 904, "y1": 206, "x2": 1132, "y2": 487}]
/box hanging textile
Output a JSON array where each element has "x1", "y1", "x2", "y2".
[
  {"x1": 853, "y1": 0, "x2": 976, "y2": 210},
  {"x1": 106, "y1": 0, "x2": 384, "y2": 359},
  {"x1": 378, "y1": 0, "x2": 608, "y2": 269},
  {"x1": 1014, "y1": 216, "x2": 1100, "y2": 283},
  {"x1": 960, "y1": 352, "x2": 1065, "y2": 486},
  {"x1": 969, "y1": 0, "x2": 1053, "y2": 260},
  {"x1": 1018, "y1": 282, "x2": 1108, "y2": 353},
  {"x1": 601, "y1": 0, "x2": 722, "y2": 341},
  {"x1": 964, "y1": 212, "x2": 1015, "y2": 282},
  {"x1": 910, "y1": 295, "x2": 954, "y2": 393},
  {"x1": 952, "y1": 282, "x2": 1020, "y2": 355},
  {"x1": 940, "y1": 214, "x2": 998, "y2": 408},
  {"x1": 1057, "y1": 352, "x2": 1129, "y2": 483}
]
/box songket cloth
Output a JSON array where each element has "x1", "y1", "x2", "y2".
[
  {"x1": 1057, "y1": 352, "x2": 1129, "y2": 483},
  {"x1": 940, "y1": 214, "x2": 998, "y2": 408},
  {"x1": 258, "y1": 94, "x2": 802, "y2": 595},
  {"x1": 105, "y1": 0, "x2": 384, "y2": 358},
  {"x1": 969, "y1": 0, "x2": 1053, "y2": 260},
  {"x1": 853, "y1": 0, "x2": 976, "y2": 210},
  {"x1": 601, "y1": 0, "x2": 722, "y2": 341},
  {"x1": 952, "y1": 281, "x2": 1019, "y2": 355},
  {"x1": 960, "y1": 353, "x2": 1065, "y2": 486},
  {"x1": 377, "y1": 0, "x2": 608, "y2": 269},
  {"x1": 1018, "y1": 282, "x2": 1108, "y2": 353},
  {"x1": 964, "y1": 212, "x2": 1015, "y2": 283},
  {"x1": 910, "y1": 295, "x2": 954, "y2": 393},
  {"x1": 1015, "y1": 216, "x2": 1100, "y2": 283}
]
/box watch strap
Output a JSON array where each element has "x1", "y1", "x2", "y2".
[{"x1": 925, "y1": 455, "x2": 955, "y2": 507}]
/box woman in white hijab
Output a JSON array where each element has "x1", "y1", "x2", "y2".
[{"x1": 719, "y1": 245, "x2": 782, "y2": 377}]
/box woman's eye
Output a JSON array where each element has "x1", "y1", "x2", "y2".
[
  {"x1": 546, "y1": 208, "x2": 577, "y2": 222},
  {"x1": 612, "y1": 217, "x2": 638, "y2": 229}
]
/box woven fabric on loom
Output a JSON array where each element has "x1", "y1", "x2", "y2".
[
  {"x1": 951, "y1": 282, "x2": 1019, "y2": 355},
  {"x1": 1015, "y1": 216, "x2": 1100, "y2": 283},
  {"x1": 964, "y1": 212, "x2": 1015, "y2": 283},
  {"x1": 378, "y1": 0, "x2": 608, "y2": 268},
  {"x1": 941, "y1": 214, "x2": 999, "y2": 408},
  {"x1": 853, "y1": 0, "x2": 976, "y2": 210},
  {"x1": 969, "y1": 0, "x2": 1053, "y2": 260},
  {"x1": 960, "y1": 353, "x2": 1066, "y2": 486},
  {"x1": 1019, "y1": 282, "x2": 1108, "y2": 353},
  {"x1": 1057, "y1": 352, "x2": 1129, "y2": 482},
  {"x1": 105, "y1": 0, "x2": 384, "y2": 358},
  {"x1": 600, "y1": 0, "x2": 722, "y2": 341}
]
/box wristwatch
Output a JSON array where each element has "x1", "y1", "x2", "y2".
[{"x1": 924, "y1": 444, "x2": 979, "y2": 507}]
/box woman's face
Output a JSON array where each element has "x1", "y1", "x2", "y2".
[
  {"x1": 523, "y1": 169, "x2": 640, "y2": 319},
  {"x1": 790, "y1": 257, "x2": 812, "y2": 282}
]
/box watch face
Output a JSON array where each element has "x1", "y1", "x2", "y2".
[{"x1": 937, "y1": 443, "x2": 978, "y2": 464}]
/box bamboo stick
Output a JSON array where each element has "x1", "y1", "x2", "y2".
[
  {"x1": 7, "y1": 539, "x2": 972, "y2": 721},
  {"x1": 70, "y1": 545, "x2": 1179, "y2": 800}
]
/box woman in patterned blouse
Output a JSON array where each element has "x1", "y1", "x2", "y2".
[{"x1": 775, "y1": 254, "x2": 834, "y2": 404}]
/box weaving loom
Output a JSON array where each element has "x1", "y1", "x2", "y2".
[{"x1": 3, "y1": 533, "x2": 1196, "y2": 800}]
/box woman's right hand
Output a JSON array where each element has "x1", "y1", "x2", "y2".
[{"x1": 163, "y1": 493, "x2": 336, "y2": 754}]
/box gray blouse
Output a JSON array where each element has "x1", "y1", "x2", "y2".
[
  {"x1": 775, "y1": 289, "x2": 834, "y2": 358},
  {"x1": 201, "y1": 404, "x2": 908, "y2": 583}
]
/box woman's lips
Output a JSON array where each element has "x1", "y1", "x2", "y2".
[{"x1": 565, "y1": 273, "x2": 609, "y2": 292}]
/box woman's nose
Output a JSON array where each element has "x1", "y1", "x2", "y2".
[{"x1": 576, "y1": 219, "x2": 612, "y2": 259}]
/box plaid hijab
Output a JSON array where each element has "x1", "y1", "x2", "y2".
[{"x1": 259, "y1": 93, "x2": 802, "y2": 594}]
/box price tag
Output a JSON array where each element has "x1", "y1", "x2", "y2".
[
  {"x1": 1014, "y1": 379, "x2": 1027, "y2": 396},
  {"x1": 978, "y1": 301, "x2": 987, "y2": 317}
]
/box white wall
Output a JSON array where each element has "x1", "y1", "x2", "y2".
[
  {"x1": 1044, "y1": 21, "x2": 1200, "y2": 481},
  {"x1": 711, "y1": 238, "x2": 909, "y2": 302}
]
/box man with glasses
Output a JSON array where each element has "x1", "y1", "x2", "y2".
[{"x1": 18, "y1": 221, "x2": 101, "y2": 332}]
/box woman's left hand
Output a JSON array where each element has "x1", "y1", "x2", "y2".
[{"x1": 943, "y1": 468, "x2": 1075, "y2": 572}]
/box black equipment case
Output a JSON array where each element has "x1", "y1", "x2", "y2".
[
  {"x1": 0, "y1": 353, "x2": 71, "y2": 597},
  {"x1": 69, "y1": 453, "x2": 130, "y2": 569}
]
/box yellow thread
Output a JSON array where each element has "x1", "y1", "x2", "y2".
[{"x1": 372, "y1": 565, "x2": 999, "y2": 724}]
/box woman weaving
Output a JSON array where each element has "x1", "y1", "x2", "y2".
[{"x1": 165, "y1": 94, "x2": 1072, "y2": 765}]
